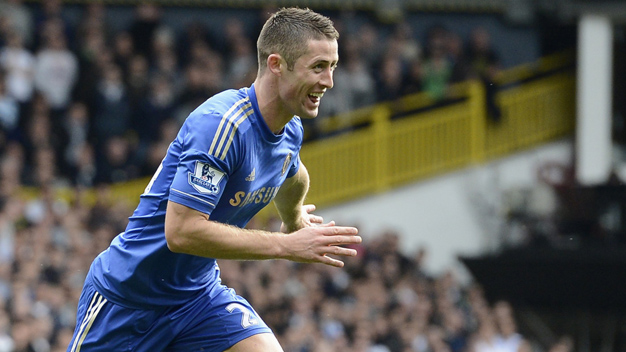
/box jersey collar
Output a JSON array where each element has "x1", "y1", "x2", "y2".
[{"x1": 248, "y1": 84, "x2": 284, "y2": 143}]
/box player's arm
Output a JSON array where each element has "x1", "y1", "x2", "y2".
[
  {"x1": 272, "y1": 163, "x2": 321, "y2": 233},
  {"x1": 164, "y1": 200, "x2": 361, "y2": 267}
]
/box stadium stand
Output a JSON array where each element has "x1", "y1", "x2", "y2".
[{"x1": 0, "y1": 1, "x2": 592, "y2": 351}]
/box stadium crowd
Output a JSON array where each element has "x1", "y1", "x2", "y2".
[
  {"x1": 0, "y1": 183, "x2": 576, "y2": 352},
  {"x1": 0, "y1": 0, "x2": 502, "y2": 188},
  {"x1": 0, "y1": 1, "x2": 573, "y2": 352}
]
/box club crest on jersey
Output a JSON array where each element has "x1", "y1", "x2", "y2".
[
  {"x1": 189, "y1": 161, "x2": 225, "y2": 194},
  {"x1": 282, "y1": 153, "x2": 292, "y2": 176}
]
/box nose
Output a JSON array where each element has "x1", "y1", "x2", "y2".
[{"x1": 320, "y1": 67, "x2": 334, "y2": 89}]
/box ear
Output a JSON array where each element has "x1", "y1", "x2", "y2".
[{"x1": 267, "y1": 54, "x2": 283, "y2": 76}]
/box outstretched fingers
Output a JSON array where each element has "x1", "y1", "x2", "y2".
[
  {"x1": 285, "y1": 222, "x2": 360, "y2": 267},
  {"x1": 316, "y1": 245, "x2": 358, "y2": 267},
  {"x1": 319, "y1": 255, "x2": 346, "y2": 268},
  {"x1": 313, "y1": 225, "x2": 361, "y2": 267},
  {"x1": 303, "y1": 204, "x2": 323, "y2": 225},
  {"x1": 319, "y1": 229, "x2": 361, "y2": 254},
  {"x1": 319, "y1": 226, "x2": 360, "y2": 243}
]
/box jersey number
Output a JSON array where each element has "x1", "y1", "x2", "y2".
[{"x1": 226, "y1": 303, "x2": 258, "y2": 329}]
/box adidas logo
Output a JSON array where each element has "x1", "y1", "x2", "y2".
[{"x1": 245, "y1": 168, "x2": 256, "y2": 181}]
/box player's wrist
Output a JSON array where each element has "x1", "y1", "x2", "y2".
[
  {"x1": 272, "y1": 232, "x2": 291, "y2": 260},
  {"x1": 281, "y1": 218, "x2": 304, "y2": 234},
  {"x1": 278, "y1": 211, "x2": 304, "y2": 233}
]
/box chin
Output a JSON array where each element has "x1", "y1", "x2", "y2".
[{"x1": 300, "y1": 109, "x2": 319, "y2": 119}]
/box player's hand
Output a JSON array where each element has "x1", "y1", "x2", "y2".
[
  {"x1": 280, "y1": 204, "x2": 323, "y2": 233},
  {"x1": 279, "y1": 221, "x2": 361, "y2": 268}
]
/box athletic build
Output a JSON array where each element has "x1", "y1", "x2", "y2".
[{"x1": 67, "y1": 8, "x2": 360, "y2": 352}]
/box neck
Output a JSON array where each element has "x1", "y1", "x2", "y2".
[{"x1": 253, "y1": 75, "x2": 290, "y2": 134}]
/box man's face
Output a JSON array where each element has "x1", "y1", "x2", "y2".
[{"x1": 278, "y1": 39, "x2": 338, "y2": 120}]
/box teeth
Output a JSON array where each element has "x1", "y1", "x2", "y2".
[{"x1": 309, "y1": 92, "x2": 324, "y2": 98}]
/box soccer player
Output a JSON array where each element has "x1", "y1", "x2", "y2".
[{"x1": 67, "y1": 7, "x2": 361, "y2": 352}]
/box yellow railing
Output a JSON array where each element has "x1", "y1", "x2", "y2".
[
  {"x1": 19, "y1": 56, "x2": 576, "y2": 214},
  {"x1": 486, "y1": 72, "x2": 576, "y2": 159},
  {"x1": 300, "y1": 81, "x2": 479, "y2": 207},
  {"x1": 296, "y1": 71, "x2": 575, "y2": 208}
]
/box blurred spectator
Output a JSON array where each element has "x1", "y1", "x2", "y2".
[
  {"x1": 221, "y1": 17, "x2": 249, "y2": 59},
  {"x1": 92, "y1": 63, "x2": 131, "y2": 148},
  {"x1": 0, "y1": 30, "x2": 35, "y2": 105},
  {"x1": 62, "y1": 102, "x2": 90, "y2": 170},
  {"x1": 0, "y1": 310, "x2": 13, "y2": 352},
  {"x1": 447, "y1": 31, "x2": 470, "y2": 83},
  {"x1": 113, "y1": 31, "x2": 135, "y2": 77},
  {"x1": 387, "y1": 21, "x2": 421, "y2": 64},
  {"x1": 0, "y1": 142, "x2": 24, "y2": 195},
  {"x1": 0, "y1": 0, "x2": 33, "y2": 49},
  {"x1": 468, "y1": 315, "x2": 500, "y2": 352},
  {"x1": 33, "y1": 0, "x2": 73, "y2": 51},
  {"x1": 0, "y1": 74, "x2": 19, "y2": 139},
  {"x1": 441, "y1": 306, "x2": 469, "y2": 352},
  {"x1": 548, "y1": 336, "x2": 574, "y2": 352},
  {"x1": 33, "y1": 20, "x2": 78, "y2": 114},
  {"x1": 421, "y1": 26, "x2": 453, "y2": 100},
  {"x1": 23, "y1": 105, "x2": 52, "y2": 167},
  {"x1": 141, "y1": 118, "x2": 178, "y2": 177},
  {"x1": 76, "y1": 2, "x2": 108, "y2": 58},
  {"x1": 467, "y1": 26, "x2": 501, "y2": 122},
  {"x1": 152, "y1": 47, "x2": 184, "y2": 95},
  {"x1": 467, "y1": 27, "x2": 500, "y2": 83},
  {"x1": 356, "y1": 23, "x2": 382, "y2": 71},
  {"x1": 133, "y1": 73, "x2": 176, "y2": 153},
  {"x1": 0, "y1": 196, "x2": 20, "y2": 265},
  {"x1": 376, "y1": 55, "x2": 404, "y2": 102},
  {"x1": 226, "y1": 35, "x2": 256, "y2": 89},
  {"x1": 176, "y1": 21, "x2": 214, "y2": 67},
  {"x1": 129, "y1": 3, "x2": 161, "y2": 59},
  {"x1": 402, "y1": 58, "x2": 423, "y2": 96},
  {"x1": 176, "y1": 61, "x2": 215, "y2": 121},
  {"x1": 341, "y1": 43, "x2": 377, "y2": 110},
  {"x1": 62, "y1": 102, "x2": 96, "y2": 187},
  {"x1": 70, "y1": 143, "x2": 97, "y2": 188},
  {"x1": 94, "y1": 135, "x2": 137, "y2": 184},
  {"x1": 125, "y1": 54, "x2": 151, "y2": 118},
  {"x1": 427, "y1": 325, "x2": 453, "y2": 352},
  {"x1": 493, "y1": 301, "x2": 532, "y2": 352},
  {"x1": 320, "y1": 36, "x2": 376, "y2": 120},
  {"x1": 32, "y1": 146, "x2": 59, "y2": 187},
  {"x1": 73, "y1": 24, "x2": 106, "y2": 112}
]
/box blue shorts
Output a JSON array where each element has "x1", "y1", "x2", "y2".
[{"x1": 67, "y1": 275, "x2": 272, "y2": 352}]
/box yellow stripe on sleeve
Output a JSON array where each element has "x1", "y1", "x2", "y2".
[
  {"x1": 219, "y1": 108, "x2": 254, "y2": 160},
  {"x1": 208, "y1": 97, "x2": 249, "y2": 156},
  {"x1": 213, "y1": 102, "x2": 251, "y2": 158}
]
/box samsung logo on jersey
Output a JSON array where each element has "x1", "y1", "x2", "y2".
[{"x1": 229, "y1": 187, "x2": 281, "y2": 207}]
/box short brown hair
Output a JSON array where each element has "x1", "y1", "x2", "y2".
[{"x1": 257, "y1": 8, "x2": 339, "y2": 72}]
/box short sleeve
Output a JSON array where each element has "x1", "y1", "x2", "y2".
[
  {"x1": 286, "y1": 153, "x2": 300, "y2": 178},
  {"x1": 169, "y1": 112, "x2": 240, "y2": 215}
]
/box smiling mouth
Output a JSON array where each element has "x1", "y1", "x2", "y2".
[{"x1": 308, "y1": 92, "x2": 324, "y2": 105}]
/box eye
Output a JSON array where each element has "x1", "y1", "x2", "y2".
[{"x1": 313, "y1": 64, "x2": 324, "y2": 72}]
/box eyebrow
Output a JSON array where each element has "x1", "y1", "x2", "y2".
[{"x1": 312, "y1": 59, "x2": 338, "y2": 66}]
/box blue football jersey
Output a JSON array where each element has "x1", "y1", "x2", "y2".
[{"x1": 89, "y1": 84, "x2": 303, "y2": 308}]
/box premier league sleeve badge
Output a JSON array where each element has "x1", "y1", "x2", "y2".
[{"x1": 188, "y1": 161, "x2": 226, "y2": 194}]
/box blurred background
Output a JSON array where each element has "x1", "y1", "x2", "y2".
[{"x1": 0, "y1": 0, "x2": 624, "y2": 351}]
